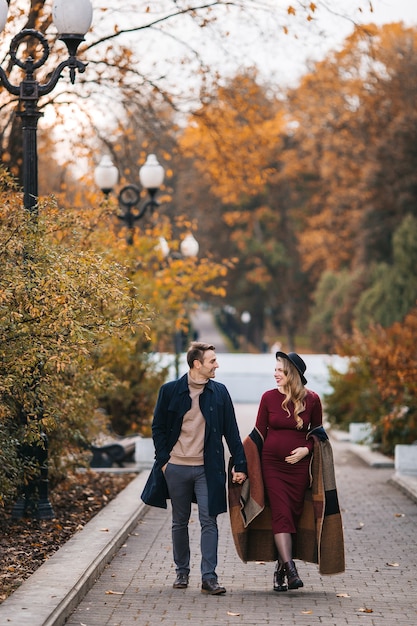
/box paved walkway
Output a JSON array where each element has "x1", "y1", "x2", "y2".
[
  {"x1": 1, "y1": 405, "x2": 416, "y2": 626},
  {"x1": 63, "y1": 425, "x2": 417, "y2": 625},
  {"x1": 190, "y1": 307, "x2": 229, "y2": 353}
]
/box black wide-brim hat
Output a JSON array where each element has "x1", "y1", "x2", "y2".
[{"x1": 275, "y1": 351, "x2": 307, "y2": 385}]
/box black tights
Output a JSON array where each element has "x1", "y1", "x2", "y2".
[{"x1": 274, "y1": 532, "x2": 292, "y2": 564}]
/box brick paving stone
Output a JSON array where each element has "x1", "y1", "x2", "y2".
[{"x1": 65, "y1": 439, "x2": 417, "y2": 626}]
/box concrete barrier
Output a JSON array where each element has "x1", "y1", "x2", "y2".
[
  {"x1": 135, "y1": 437, "x2": 155, "y2": 469},
  {"x1": 349, "y1": 422, "x2": 373, "y2": 445},
  {"x1": 395, "y1": 444, "x2": 417, "y2": 476}
]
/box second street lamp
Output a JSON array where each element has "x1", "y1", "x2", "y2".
[{"x1": 94, "y1": 154, "x2": 165, "y2": 245}]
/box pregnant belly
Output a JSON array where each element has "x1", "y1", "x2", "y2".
[{"x1": 263, "y1": 429, "x2": 307, "y2": 462}]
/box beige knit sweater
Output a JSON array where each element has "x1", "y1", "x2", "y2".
[{"x1": 169, "y1": 373, "x2": 206, "y2": 466}]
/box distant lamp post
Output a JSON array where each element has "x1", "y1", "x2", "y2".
[
  {"x1": 157, "y1": 233, "x2": 199, "y2": 260},
  {"x1": 94, "y1": 153, "x2": 165, "y2": 245},
  {"x1": 156, "y1": 236, "x2": 171, "y2": 259},
  {"x1": 172, "y1": 233, "x2": 200, "y2": 377},
  {"x1": 93, "y1": 155, "x2": 119, "y2": 196},
  {"x1": 241, "y1": 310, "x2": 251, "y2": 352},
  {"x1": 0, "y1": 0, "x2": 93, "y2": 213},
  {"x1": 180, "y1": 233, "x2": 200, "y2": 257}
]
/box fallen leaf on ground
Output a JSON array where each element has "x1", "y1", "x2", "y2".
[
  {"x1": 386, "y1": 562, "x2": 399, "y2": 567},
  {"x1": 336, "y1": 593, "x2": 351, "y2": 598},
  {"x1": 358, "y1": 607, "x2": 373, "y2": 613},
  {"x1": 105, "y1": 590, "x2": 124, "y2": 595},
  {"x1": 0, "y1": 471, "x2": 136, "y2": 605},
  {"x1": 227, "y1": 611, "x2": 240, "y2": 616}
]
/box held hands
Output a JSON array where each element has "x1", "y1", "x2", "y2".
[
  {"x1": 232, "y1": 470, "x2": 247, "y2": 485},
  {"x1": 285, "y1": 447, "x2": 309, "y2": 464}
]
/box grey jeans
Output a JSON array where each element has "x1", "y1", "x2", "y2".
[{"x1": 164, "y1": 463, "x2": 219, "y2": 581}]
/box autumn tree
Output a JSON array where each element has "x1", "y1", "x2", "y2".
[
  {"x1": 325, "y1": 306, "x2": 417, "y2": 455},
  {"x1": 306, "y1": 268, "x2": 369, "y2": 353},
  {"x1": 178, "y1": 70, "x2": 312, "y2": 350},
  {"x1": 67, "y1": 160, "x2": 228, "y2": 434},
  {"x1": 0, "y1": 166, "x2": 149, "y2": 504},
  {"x1": 354, "y1": 213, "x2": 417, "y2": 331},
  {"x1": 95, "y1": 228, "x2": 229, "y2": 434},
  {"x1": 279, "y1": 23, "x2": 417, "y2": 349},
  {"x1": 287, "y1": 23, "x2": 417, "y2": 276}
]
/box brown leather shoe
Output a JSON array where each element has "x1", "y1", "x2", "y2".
[
  {"x1": 173, "y1": 573, "x2": 189, "y2": 589},
  {"x1": 201, "y1": 579, "x2": 226, "y2": 595}
]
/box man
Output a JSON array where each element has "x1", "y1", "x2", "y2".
[{"x1": 141, "y1": 341, "x2": 247, "y2": 595}]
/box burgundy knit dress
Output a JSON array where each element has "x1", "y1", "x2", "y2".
[{"x1": 255, "y1": 388, "x2": 323, "y2": 534}]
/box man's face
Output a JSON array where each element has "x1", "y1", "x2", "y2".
[{"x1": 196, "y1": 349, "x2": 219, "y2": 379}]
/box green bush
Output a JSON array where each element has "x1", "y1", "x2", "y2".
[
  {"x1": 0, "y1": 170, "x2": 149, "y2": 503},
  {"x1": 324, "y1": 359, "x2": 388, "y2": 433},
  {"x1": 99, "y1": 340, "x2": 168, "y2": 437}
]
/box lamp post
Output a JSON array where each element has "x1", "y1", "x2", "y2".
[
  {"x1": 94, "y1": 153, "x2": 165, "y2": 245},
  {"x1": 0, "y1": 0, "x2": 93, "y2": 520},
  {"x1": 172, "y1": 233, "x2": 199, "y2": 378},
  {"x1": 0, "y1": 0, "x2": 93, "y2": 213},
  {"x1": 240, "y1": 310, "x2": 251, "y2": 352}
]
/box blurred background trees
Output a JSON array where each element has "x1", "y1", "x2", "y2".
[{"x1": 1, "y1": 1, "x2": 417, "y2": 496}]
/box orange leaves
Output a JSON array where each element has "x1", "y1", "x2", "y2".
[
  {"x1": 336, "y1": 305, "x2": 417, "y2": 452},
  {"x1": 180, "y1": 72, "x2": 285, "y2": 205}
]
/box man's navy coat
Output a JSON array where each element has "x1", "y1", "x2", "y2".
[{"x1": 141, "y1": 373, "x2": 247, "y2": 516}]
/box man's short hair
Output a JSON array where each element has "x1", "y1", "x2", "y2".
[{"x1": 186, "y1": 341, "x2": 215, "y2": 369}]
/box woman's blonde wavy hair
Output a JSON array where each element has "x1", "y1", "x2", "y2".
[{"x1": 277, "y1": 356, "x2": 306, "y2": 430}]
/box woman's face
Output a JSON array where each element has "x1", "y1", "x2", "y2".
[{"x1": 274, "y1": 358, "x2": 288, "y2": 389}]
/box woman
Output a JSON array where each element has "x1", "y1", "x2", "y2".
[{"x1": 255, "y1": 351, "x2": 322, "y2": 592}]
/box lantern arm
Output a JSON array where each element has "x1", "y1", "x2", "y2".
[{"x1": 38, "y1": 55, "x2": 87, "y2": 93}]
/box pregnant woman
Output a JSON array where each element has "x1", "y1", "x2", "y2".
[{"x1": 254, "y1": 351, "x2": 322, "y2": 591}]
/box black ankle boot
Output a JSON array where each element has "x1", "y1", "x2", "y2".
[
  {"x1": 284, "y1": 560, "x2": 303, "y2": 589},
  {"x1": 273, "y1": 561, "x2": 288, "y2": 592}
]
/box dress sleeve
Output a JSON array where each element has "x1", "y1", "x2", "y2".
[
  {"x1": 310, "y1": 392, "x2": 323, "y2": 429},
  {"x1": 305, "y1": 391, "x2": 323, "y2": 451},
  {"x1": 254, "y1": 393, "x2": 269, "y2": 440}
]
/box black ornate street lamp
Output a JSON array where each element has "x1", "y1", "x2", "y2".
[
  {"x1": 94, "y1": 154, "x2": 165, "y2": 245},
  {"x1": 0, "y1": 0, "x2": 93, "y2": 520},
  {"x1": 0, "y1": 0, "x2": 93, "y2": 213}
]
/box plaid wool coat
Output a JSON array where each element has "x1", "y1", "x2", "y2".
[{"x1": 228, "y1": 426, "x2": 345, "y2": 575}]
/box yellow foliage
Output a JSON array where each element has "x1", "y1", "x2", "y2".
[{"x1": 180, "y1": 73, "x2": 286, "y2": 205}]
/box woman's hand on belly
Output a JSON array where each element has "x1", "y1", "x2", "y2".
[{"x1": 285, "y1": 447, "x2": 309, "y2": 464}]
